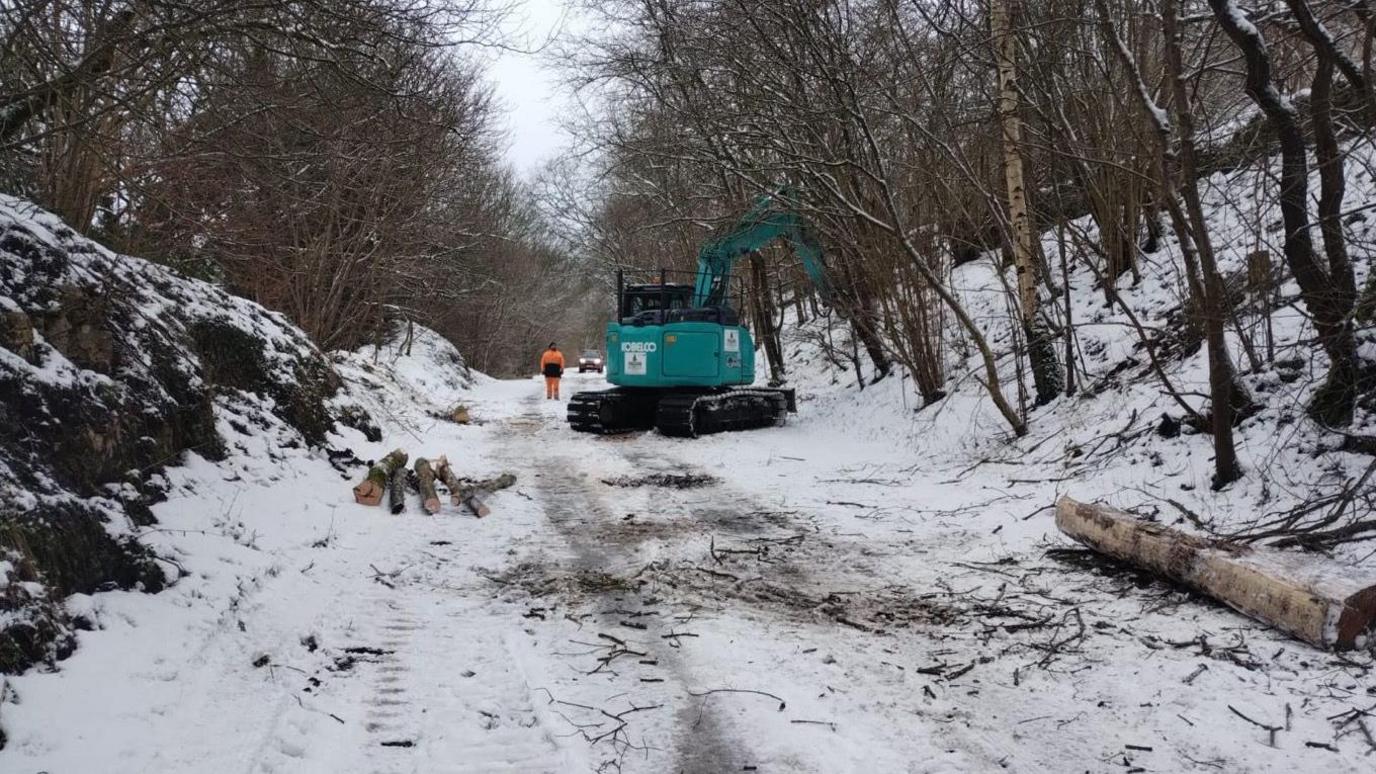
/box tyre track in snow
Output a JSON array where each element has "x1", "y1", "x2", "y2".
[{"x1": 495, "y1": 397, "x2": 748, "y2": 772}]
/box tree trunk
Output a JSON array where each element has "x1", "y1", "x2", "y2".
[
  {"x1": 1209, "y1": 0, "x2": 1360, "y2": 425},
  {"x1": 834, "y1": 256, "x2": 891, "y2": 383},
  {"x1": 1092, "y1": 0, "x2": 1246, "y2": 486},
  {"x1": 0, "y1": 10, "x2": 137, "y2": 142},
  {"x1": 414, "y1": 458, "x2": 440, "y2": 515},
  {"x1": 352, "y1": 449, "x2": 408, "y2": 506},
  {"x1": 1309, "y1": 44, "x2": 1362, "y2": 424},
  {"x1": 748, "y1": 254, "x2": 786, "y2": 385},
  {"x1": 991, "y1": 0, "x2": 1061, "y2": 406},
  {"x1": 1056, "y1": 497, "x2": 1376, "y2": 650}
]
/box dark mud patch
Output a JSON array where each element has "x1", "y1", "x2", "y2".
[
  {"x1": 699, "y1": 508, "x2": 800, "y2": 534},
  {"x1": 344, "y1": 645, "x2": 396, "y2": 656},
  {"x1": 484, "y1": 560, "x2": 643, "y2": 602},
  {"x1": 602, "y1": 473, "x2": 717, "y2": 489},
  {"x1": 585, "y1": 513, "x2": 707, "y2": 547},
  {"x1": 655, "y1": 564, "x2": 967, "y2": 634}
]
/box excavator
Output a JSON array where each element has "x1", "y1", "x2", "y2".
[{"x1": 567, "y1": 192, "x2": 828, "y2": 437}]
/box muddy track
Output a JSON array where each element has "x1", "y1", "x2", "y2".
[
  {"x1": 496, "y1": 401, "x2": 745, "y2": 772},
  {"x1": 489, "y1": 398, "x2": 1013, "y2": 772}
]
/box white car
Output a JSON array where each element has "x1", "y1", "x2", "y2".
[{"x1": 578, "y1": 351, "x2": 604, "y2": 373}]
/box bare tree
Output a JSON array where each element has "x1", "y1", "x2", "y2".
[{"x1": 1208, "y1": 0, "x2": 1362, "y2": 426}]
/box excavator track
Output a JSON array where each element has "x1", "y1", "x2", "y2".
[
  {"x1": 654, "y1": 389, "x2": 790, "y2": 438},
  {"x1": 567, "y1": 389, "x2": 658, "y2": 434}
]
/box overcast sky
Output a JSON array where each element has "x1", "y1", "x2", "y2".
[{"x1": 487, "y1": 0, "x2": 573, "y2": 177}]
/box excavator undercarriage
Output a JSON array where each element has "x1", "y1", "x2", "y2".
[{"x1": 567, "y1": 387, "x2": 794, "y2": 438}]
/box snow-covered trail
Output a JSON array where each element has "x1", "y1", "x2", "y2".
[{"x1": 1, "y1": 373, "x2": 1371, "y2": 773}]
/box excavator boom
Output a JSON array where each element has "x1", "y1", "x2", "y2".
[{"x1": 693, "y1": 191, "x2": 828, "y2": 308}]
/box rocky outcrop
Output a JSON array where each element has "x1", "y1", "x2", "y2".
[{"x1": 0, "y1": 195, "x2": 371, "y2": 675}]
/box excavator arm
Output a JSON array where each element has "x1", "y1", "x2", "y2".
[{"x1": 692, "y1": 191, "x2": 828, "y2": 308}]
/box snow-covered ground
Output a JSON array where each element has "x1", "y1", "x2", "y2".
[{"x1": 1, "y1": 321, "x2": 1372, "y2": 772}]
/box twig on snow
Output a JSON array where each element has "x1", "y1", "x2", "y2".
[{"x1": 687, "y1": 688, "x2": 786, "y2": 711}]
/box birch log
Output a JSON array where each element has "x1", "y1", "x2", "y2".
[
  {"x1": 352, "y1": 449, "x2": 408, "y2": 506},
  {"x1": 414, "y1": 458, "x2": 441, "y2": 515},
  {"x1": 1056, "y1": 496, "x2": 1376, "y2": 650}
]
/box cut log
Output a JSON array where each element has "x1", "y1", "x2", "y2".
[
  {"x1": 388, "y1": 465, "x2": 407, "y2": 515},
  {"x1": 469, "y1": 472, "x2": 517, "y2": 493},
  {"x1": 433, "y1": 457, "x2": 515, "y2": 517},
  {"x1": 434, "y1": 455, "x2": 465, "y2": 506},
  {"x1": 458, "y1": 473, "x2": 515, "y2": 518},
  {"x1": 1056, "y1": 496, "x2": 1376, "y2": 650},
  {"x1": 462, "y1": 490, "x2": 492, "y2": 518},
  {"x1": 352, "y1": 449, "x2": 408, "y2": 506},
  {"x1": 414, "y1": 458, "x2": 441, "y2": 515}
]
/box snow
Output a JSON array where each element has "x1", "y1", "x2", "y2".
[
  {"x1": 1, "y1": 336, "x2": 1372, "y2": 772},
  {"x1": 3, "y1": 130, "x2": 1376, "y2": 772}
]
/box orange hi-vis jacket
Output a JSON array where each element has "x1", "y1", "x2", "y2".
[{"x1": 540, "y1": 349, "x2": 565, "y2": 377}]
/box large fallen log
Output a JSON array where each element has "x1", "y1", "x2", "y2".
[
  {"x1": 1056, "y1": 496, "x2": 1376, "y2": 650},
  {"x1": 352, "y1": 449, "x2": 408, "y2": 506},
  {"x1": 414, "y1": 458, "x2": 441, "y2": 515}
]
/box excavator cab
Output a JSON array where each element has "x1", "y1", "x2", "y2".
[
  {"x1": 619, "y1": 283, "x2": 693, "y2": 325},
  {"x1": 619, "y1": 281, "x2": 741, "y2": 327}
]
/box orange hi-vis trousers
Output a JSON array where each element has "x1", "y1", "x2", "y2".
[{"x1": 545, "y1": 376, "x2": 561, "y2": 399}]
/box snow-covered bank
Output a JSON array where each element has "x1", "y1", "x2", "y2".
[
  {"x1": 776, "y1": 137, "x2": 1376, "y2": 565},
  {"x1": 0, "y1": 310, "x2": 510, "y2": 766},
  {"x1": 0, "y1": 196, "x2": 371, "y2": 677}
]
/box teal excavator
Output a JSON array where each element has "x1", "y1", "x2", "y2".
[{"x1": 568, "y1": 192, "x2": 828, "y2": 437}]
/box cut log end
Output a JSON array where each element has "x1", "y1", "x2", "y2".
[
  {"x1": 1336, "y1": 586, "x2": 1376, "y2": 649},
  {"x1": 353, "y1": 481, "x2": 383, "y2": 506},
  {"x1": 465, "y1": 493, "x2": 491, "y2": 518},
  {"x1": 352, "y1": 448, "x2": 408, "y2": 507}
]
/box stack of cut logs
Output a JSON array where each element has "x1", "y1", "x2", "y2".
[{"x1": 351, "y1": 449, "x2": 515, "y2": 517}]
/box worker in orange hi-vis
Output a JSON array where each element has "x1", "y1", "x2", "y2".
[{"x1": 540, "y1": 343, "x2": 565, "y2": 400}]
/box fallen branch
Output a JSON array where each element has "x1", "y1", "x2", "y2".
[
  {"x1": 687, "y1": 688, "x2": 786, "y2": 711},
  {"x1": 1229, "y1": 704, "x2": 1282, "y2": 746}
]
